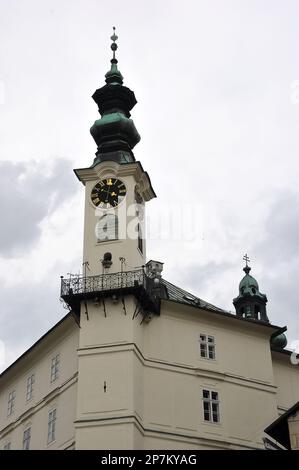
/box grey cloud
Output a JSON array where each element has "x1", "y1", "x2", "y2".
[
  {"x1": 0, "y1": 159, "x2": 78, "y2": 257},
  {"x1": 0, "y1": 262, "x2": 74, "y2": 372},
  {"x1": 176, "y1": 261, "x2": 233, "y2": 297},
  {"x1": 176, "y1": 192, "x2": 299, "y2": 344},
  {"x1": 255, "y1": 191, "x2": 299, "y2": 264},
  {"x1": 253, "y1": 191, "x2": 299, "y2": 341}
]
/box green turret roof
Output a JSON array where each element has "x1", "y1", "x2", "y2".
[
  {"x1": 233, "y1": 256, "x2": 269, "y2": 323},
  {"x1": 237, "y1": 265, "x2": 265, "y2": 300},
  {"x1": 271, "y1": 332, "x2": 287, "y2": 349}
]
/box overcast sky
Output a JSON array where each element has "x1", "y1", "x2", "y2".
[{"x1": 1, "y1": 0, "x2": 299, "y2": 371}]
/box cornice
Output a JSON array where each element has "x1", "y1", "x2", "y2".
[
  {"x1": 74, "y1": 161, "x2": 156, "y2": 201},
  {"x1": 77, "y1": 342, "x2": 277, "y2": 393}
]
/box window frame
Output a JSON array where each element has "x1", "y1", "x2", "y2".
[
  {"x1": 50, "y1": 354, "x2": 60, "y2": 383},
  {"x1": 202, "y1": 389, "x2": 220, "y2": 423},
  {"x1": 7, "y1": 390, "x2": 16, "y2": 416},
  {"x1": 137, "y1": 223, "x2": 143, "y2": 253},
  {"x1": 199, "y1": 334, "x2": 216, "y2": 360},
  {"x1": 47, "y1": 408, "x2": 57, "y2": 444},
  {"x1": 26, "y1": 374, "x2": 35, "y2": 401},
  {"x1": 95, "y1": 213, "x2": 119, "y2": 242},
  {"x1": 23, "y1": 427, "x2": 31, "y2": 450}
]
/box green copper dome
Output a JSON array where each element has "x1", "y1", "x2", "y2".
[
  {"x1": 239, "y1": 266, "x2": 261, "y2": 297},
  {"x1": 271, "y1": 333, "x2": 287, "y2": 349},
  {"x1": 233, "y1": 260, "x2": 269, "y2": 323}
]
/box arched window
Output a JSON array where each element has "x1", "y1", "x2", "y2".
[
  {"x1": 245, "y1": 305, "x2": 252, "y2": 318},
  {"x1": 254, "y1": 305, "x2": 260, "y2": 320},
  {"x1": 137, "y1": 223, "x2": 143, "y2": 253},
  {"x1": 95, "y1": 214, "x2": 118, "y2": 242}
]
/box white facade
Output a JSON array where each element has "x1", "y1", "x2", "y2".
[
  {"x1": 1, "y1": 282, "x2": 299, "y2": 449},
  {"x1": 0, "y1": 316, "x2": 78, "y2": 450}
]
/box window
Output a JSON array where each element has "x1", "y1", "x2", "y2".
[
  {"x1": 48, "y1": 409, "x2": 57, "y2": 444},
  {"x1": 4, "y1": 442, "x2": 11, "y2": 450},
  {"x1": 7, "y1": 390, "x2": 15, "y2": 416},
  {"x1": 202, "y1": 389, "x2": 220, "y2": 423},
  {"x1": 137, "y1": 223, "x2": 143, "y2": 253},
  {"x1": 26, "y1": 374, "x2": 35, "y2": 401},
  {"x1": 23, "y1": 427, "x2": 31, "y2": 450},
  {"x1": 95, "y1": 214, "x2": 118, "y2": 242},
  {"x1": 199, "y1": 334, "x2": 215, "y2": 359},
  {"x1": 50, "y1": 354, "x2": 60, "y2": 382}
]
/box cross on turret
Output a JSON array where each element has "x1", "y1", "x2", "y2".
[{"x1": 243, "y1": 253, "x2": 250, "y2": 267}]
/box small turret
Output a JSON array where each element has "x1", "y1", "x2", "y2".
[{"x1": 233, "y1": 254, "x2": 269, "y2": 322}]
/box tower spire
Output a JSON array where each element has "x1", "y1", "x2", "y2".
[
  {"x1": 105, "y1": 26, "x2": 123, "y2": 85},
  {"x1": 90, "y1": 27, "x2": 140, "y2": 164},
  {"x1": 111, "y1": 26, "x2": 118, "y2": 60}
]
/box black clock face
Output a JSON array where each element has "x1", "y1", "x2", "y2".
[{"x1": 91, "y1": 178, "x2": 126, "y2": 209}]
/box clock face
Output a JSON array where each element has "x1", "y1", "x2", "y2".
[{"x1": 91, "y1": 178, "x2": 126, "y2": 209}]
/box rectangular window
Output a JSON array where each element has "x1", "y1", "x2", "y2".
[
  {"x1": 47, "y1": 409, "x2": 57, "y2": 444},
  {"x1": 96, "y1": 214, "x2": 118, "y2": 242},
  {"x1": 23, "y1": 427, "x2": 31, "y2": 450},
  {"x1": 202, "y1": 389, "x2": 220, "y2": 423},
  {"x1": 199, "y1": 334, "x2": 215, "y2": 359},
  {"x1": 7, "y1": 390, "x2": 15, "y2": 416},
  {"x1": 50, "y1": 354, "x2": 60, "y2": 382},
  {"x1": 26, "y1": 374, "x2": 35, "y2": 401},
  {"x1": 4, "y1": 442, "x2": 11, "y2": 450}
]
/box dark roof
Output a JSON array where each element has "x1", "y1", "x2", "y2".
[
  {"x1": 264, "y1": 401, "x2": 299, "y2": 449},
  {"x1": 162, "y1": 279, "x2": 225, "y2": 313},
  {"x1": 271, "y1": 345, "x2": 293, "y2": 356}
]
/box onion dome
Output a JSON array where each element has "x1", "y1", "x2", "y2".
[
  {"x1": 271, "y1": 333, "x2": 287, "y2": 349},
  {"x1": 90, "y1": 27, "x2": 140, "y2": 165}
]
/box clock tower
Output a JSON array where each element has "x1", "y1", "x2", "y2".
[
  {"x1": 60, "y1": 29, "x2": 164, "y2": 449},
  {"x1": 74, "y1": 28, "x2": 156, "y2": 276}
]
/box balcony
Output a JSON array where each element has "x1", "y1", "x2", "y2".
[{"x1": 60, "y1": 269, "x2": 164, "y2": 317}]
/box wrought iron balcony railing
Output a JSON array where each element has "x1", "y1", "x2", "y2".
[
  {"x1": 60, "y1": 269, "x2": 163, "y2": 316},
  {"x1": 61, "y1": 269, "x2": 145, "y2": 297}
]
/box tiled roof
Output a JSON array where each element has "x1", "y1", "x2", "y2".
[{"x1": 162, "y1": 279, "x2": 227, "y2": 313}]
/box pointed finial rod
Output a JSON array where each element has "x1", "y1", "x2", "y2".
[{"x1": 110, "y1": 26, "x2": 118, "y2": 60}]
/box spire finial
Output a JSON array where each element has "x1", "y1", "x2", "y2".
[
  {"x1": 110, "y1": 26, "x2": 118, "y2": 61},
  {"x1": 104, "y1": 26, "x2": 123, "y2": 85},
  {"x1": 243, "y1": 253, "x2": 251, "y2": 274}
]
